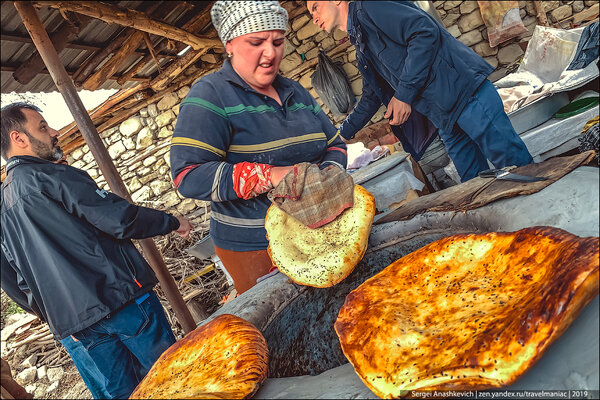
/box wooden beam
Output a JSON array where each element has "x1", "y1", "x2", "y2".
[
  {"x1": 58, "y1": 84, "x2": 149, "y2": 138},
  {"x1": 72, "y1": 28, "x2": 132, "y2": 85},
  {"x1": 116, "y1": 4, "x2": 218, "y2": 85},
  {"x1": 533, "y1": 1, "x2": 549, "y2": 27},
  {"x1": 13, "y1": 13, "x2": 91, "y2": 85},
  {"x1": 97, "y1": 73, "x2": 202, "y2": 134},
  {"x1": 13, "y1": 0, "x2": 196, "y2": 335},
  {"x1": 82, "y1": 30, "x2": 145, "y2": 91},
  {"x1": 143, "y1": 32, "x2": 163, "y2": 73},
  {"x1": 1, "y1": 64, "x2": 150, "y2": 83},
  {"x1": 1, "y1": 30, "x2": 179, "y2": 57},
  {"x1": 116, "y1": 53, "x2": 153, "y2": 86},
  {"x1": 34, "y1": 1, "x2": 222, "y2": 51},
  {"x1": 150, "y1": 48, "x2": 205, "y2": 91}
]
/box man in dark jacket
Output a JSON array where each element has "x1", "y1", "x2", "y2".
[
  {"x1": 307, "y1": 1, "x2": 533, "y2": 181},
  {"x1": 1, "y1": 102, "x2": 192, "y2": 398}
]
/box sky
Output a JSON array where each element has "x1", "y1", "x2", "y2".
[{"x1": 1, "y1": 89, "x2": 117, "y2": 166}]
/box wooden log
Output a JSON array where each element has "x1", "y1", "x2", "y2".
[
  {"x1": 82, "y1": 30, "x2": 146, "y2": 91},
  {"x1": 13, "y1": 13, "x2": 91, "y2": 84},
  {"x1": 116, "y1": 53, "x2": 152, "y2": 85},
  {"x1": 150, "y1": 47, "x2": 207, "y2": 91},
  {"x1": 533, "y1": 1, "x2": 549, "y2": 27},
  {"x1": 143, "y1": 32, "x2": 163, "y2": 73},
  {"x1": 79, "y1": 0, "x2": 182, "y2": 90},
  {"x1": 186, "y1": 299, "x2": 209, "y2": 323},
  {"x1": 96, "y1": 72, "x2": 203, "y2": 134},
  {"x1": 2, "y1": 65, "x2": 150, "y2": 82},
  {"x1": 73, "y1": 29, "x2": 131, "y2": 85},
  {"x1": 572, "y1": 3, "x2": 599, "y2": 25},
  {"x1": 12, "y1": 330, "x2": 53, "y2": 348},
  {"x1": 34, "y1": 1, "x2": 222, "y2": 51},
  {"x1": 72, "y1": 1, "x2": 164, "y2": 85},
  {"x1": 1, "y1": 30, "x2": 180, "y2": 56},
  {"x1": 58, "y1": 84, "x2": 149, "y2": 139},
  {"x1": 116, "y1": 3, "x2": 217, "y2": 86}
]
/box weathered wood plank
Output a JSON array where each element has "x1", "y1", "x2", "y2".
[
  {"x1": 82, "y1": 30, "x2": 145, "y2": 91},
  {"x1": 34, "y1": 1, "x2": 222, "y2": 50}
]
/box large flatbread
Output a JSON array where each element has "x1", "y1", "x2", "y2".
[
  {"x1": 265, "y1": 185, "x2": 375, "y2": 288},
  {"x1": 335, "y1": 227, "x2": 599, "y2": 398},
  {"x1": 130, "y1": 314, "x2": 268, "y2": 399}
]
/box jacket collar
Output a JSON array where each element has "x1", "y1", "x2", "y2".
[
  {"x1": 346, "y1": 1, "x2": 359, "y2": 41},
  {"x1": 6, "y1": 155, "x2": 52, "y2": 172},
  {"x1": 219, "y1": 59, "x2": 293, "y2": 95}
]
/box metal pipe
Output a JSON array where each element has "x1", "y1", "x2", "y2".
[{"x1": 13, "y1": 1, "x2": 196, "y2": 334}]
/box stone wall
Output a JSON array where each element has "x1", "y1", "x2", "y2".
[
  {"x1": 65, "y1": 1, "x2": 596, "y2": 216},
  {"x1": 434, "y1": 0, "x2": 596, "y2": 82}
]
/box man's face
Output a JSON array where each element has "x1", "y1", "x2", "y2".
[
  {"x1": 307, "y1": 1, "x2": 341, "y2": 33},
  {"x1": 20, "y1": 108, "x2": 63, "y2": 162}
]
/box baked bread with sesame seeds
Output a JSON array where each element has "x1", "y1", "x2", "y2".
[
  {"x1": 265, "y1": 185, "x2": 375, "y2": 288},
  {"x1": 335, "y1": 227, "x2": 599, "y2": 398},
  {"x1": 129, "y1": 314, "x2": 268, "y2": 399}
]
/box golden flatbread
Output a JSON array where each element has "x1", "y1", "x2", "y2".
[
  {"x1": 335, "y1": 227, "x2": 599, "y2": 398},
  {"x1": 130, "y1": 314, "x2": 268, "y2": 399},
  {"x1": 265, "y1": 185, "x2": 375, "y2": 288}
]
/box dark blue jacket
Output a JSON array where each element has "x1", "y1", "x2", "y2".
[
  {"x1": 340, "y1": 1, "x2": 494, "y2": 150},
  {"x1": 1, "y1": 156, "x2": 179, "y2": 339}
]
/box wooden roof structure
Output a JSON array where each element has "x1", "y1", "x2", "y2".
[{"x1": 1, "y1": 1, "x2": 307, "y2": 153}]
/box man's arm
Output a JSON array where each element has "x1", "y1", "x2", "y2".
[
  {"x1": 339, "y1": 82, "x2": 382, "y2": 140},
  {"x1": 364, "y1": 2, "x2": 441, "y2": 105},
  {"x1": 46, "y1": 167, "x2": 183, "y2": 240}
]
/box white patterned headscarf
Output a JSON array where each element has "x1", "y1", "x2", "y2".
[{"x1": 211, "y1": 1, "x2": 288, "y2": 47}]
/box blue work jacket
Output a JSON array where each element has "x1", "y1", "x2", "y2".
[
  {"x1": 1, "y1": 156, "x2": 179, "y2": 339},
  {"x1": 340, "y1": 1, "x2": 494, "y2": 150}
]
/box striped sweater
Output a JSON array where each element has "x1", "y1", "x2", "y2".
[{"x1": 170, "y1": 61, "x2": 347, "y2": 251}]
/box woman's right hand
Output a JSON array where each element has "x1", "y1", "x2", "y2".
[{"x1": 270, "y1": 166, "x2": 294, "y2": 187}]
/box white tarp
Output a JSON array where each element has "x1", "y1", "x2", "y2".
[{"x1": 495, "y1": 25, "x2": 599, "y2": 113}]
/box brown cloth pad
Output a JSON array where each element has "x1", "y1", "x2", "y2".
[
  {"x1": 268, "y1": 163, "x2": 354, "y2": 228},
  {"x1": 376, "y1": 150, "x2": 596, "y2": 224}
]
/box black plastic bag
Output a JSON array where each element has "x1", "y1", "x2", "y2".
[{"x1": 310, "y1": 51, "x2": 355, "y2": 116}]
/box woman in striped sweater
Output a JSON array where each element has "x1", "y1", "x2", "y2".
[{"x1": 170, "y1": 1, "x2": 347, "y2": 294}]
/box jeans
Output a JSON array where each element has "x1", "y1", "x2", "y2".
[
  {"x1": 72, "y1": 291, "x2": 176, "y2": 399},
  {"x1": 438, "y1": 80, "x2": 533, "y2": 182},
  {"x1": 60, "y1": 336, "x2": 110, "y2": 399}
]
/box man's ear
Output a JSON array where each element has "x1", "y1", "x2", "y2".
[{"x1": 9, "y1": 130, "x2": 29, "y2": 150}]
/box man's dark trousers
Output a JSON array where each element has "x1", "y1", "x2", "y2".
[
  {"x1": 438, "y1": 80, "x2": 533, "y2": 182},
  {"x1": 72, "y1": 291, "x2": 175, "y2": 398}
]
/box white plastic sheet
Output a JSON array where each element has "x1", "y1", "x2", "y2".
[{"x1": 496, "y1": 25, "x2": 599, "y2": 113}]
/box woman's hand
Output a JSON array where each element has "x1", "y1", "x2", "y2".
[{"x1": 270, "y1": 166, "x2": 294, "y2": 187}]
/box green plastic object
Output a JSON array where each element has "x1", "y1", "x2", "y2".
[{"x1": 554, "y1": 96, "x2": 599, "y2": 119}]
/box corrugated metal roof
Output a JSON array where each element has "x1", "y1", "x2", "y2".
[{"x1": 1, "y1": 1, "x2": 214, "y2": 93}]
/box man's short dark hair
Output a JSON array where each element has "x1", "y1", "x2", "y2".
[{"x1": 1, "y1": 102, "x2": 42, "y2": 160}]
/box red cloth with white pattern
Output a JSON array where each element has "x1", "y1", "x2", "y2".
[{"x1": 232, "y1": 162, "x2": 274, "y2": 200}]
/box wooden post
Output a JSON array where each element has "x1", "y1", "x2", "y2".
[{"x1": 14, "y1": 1, "x2": 196, "y2": 335}]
